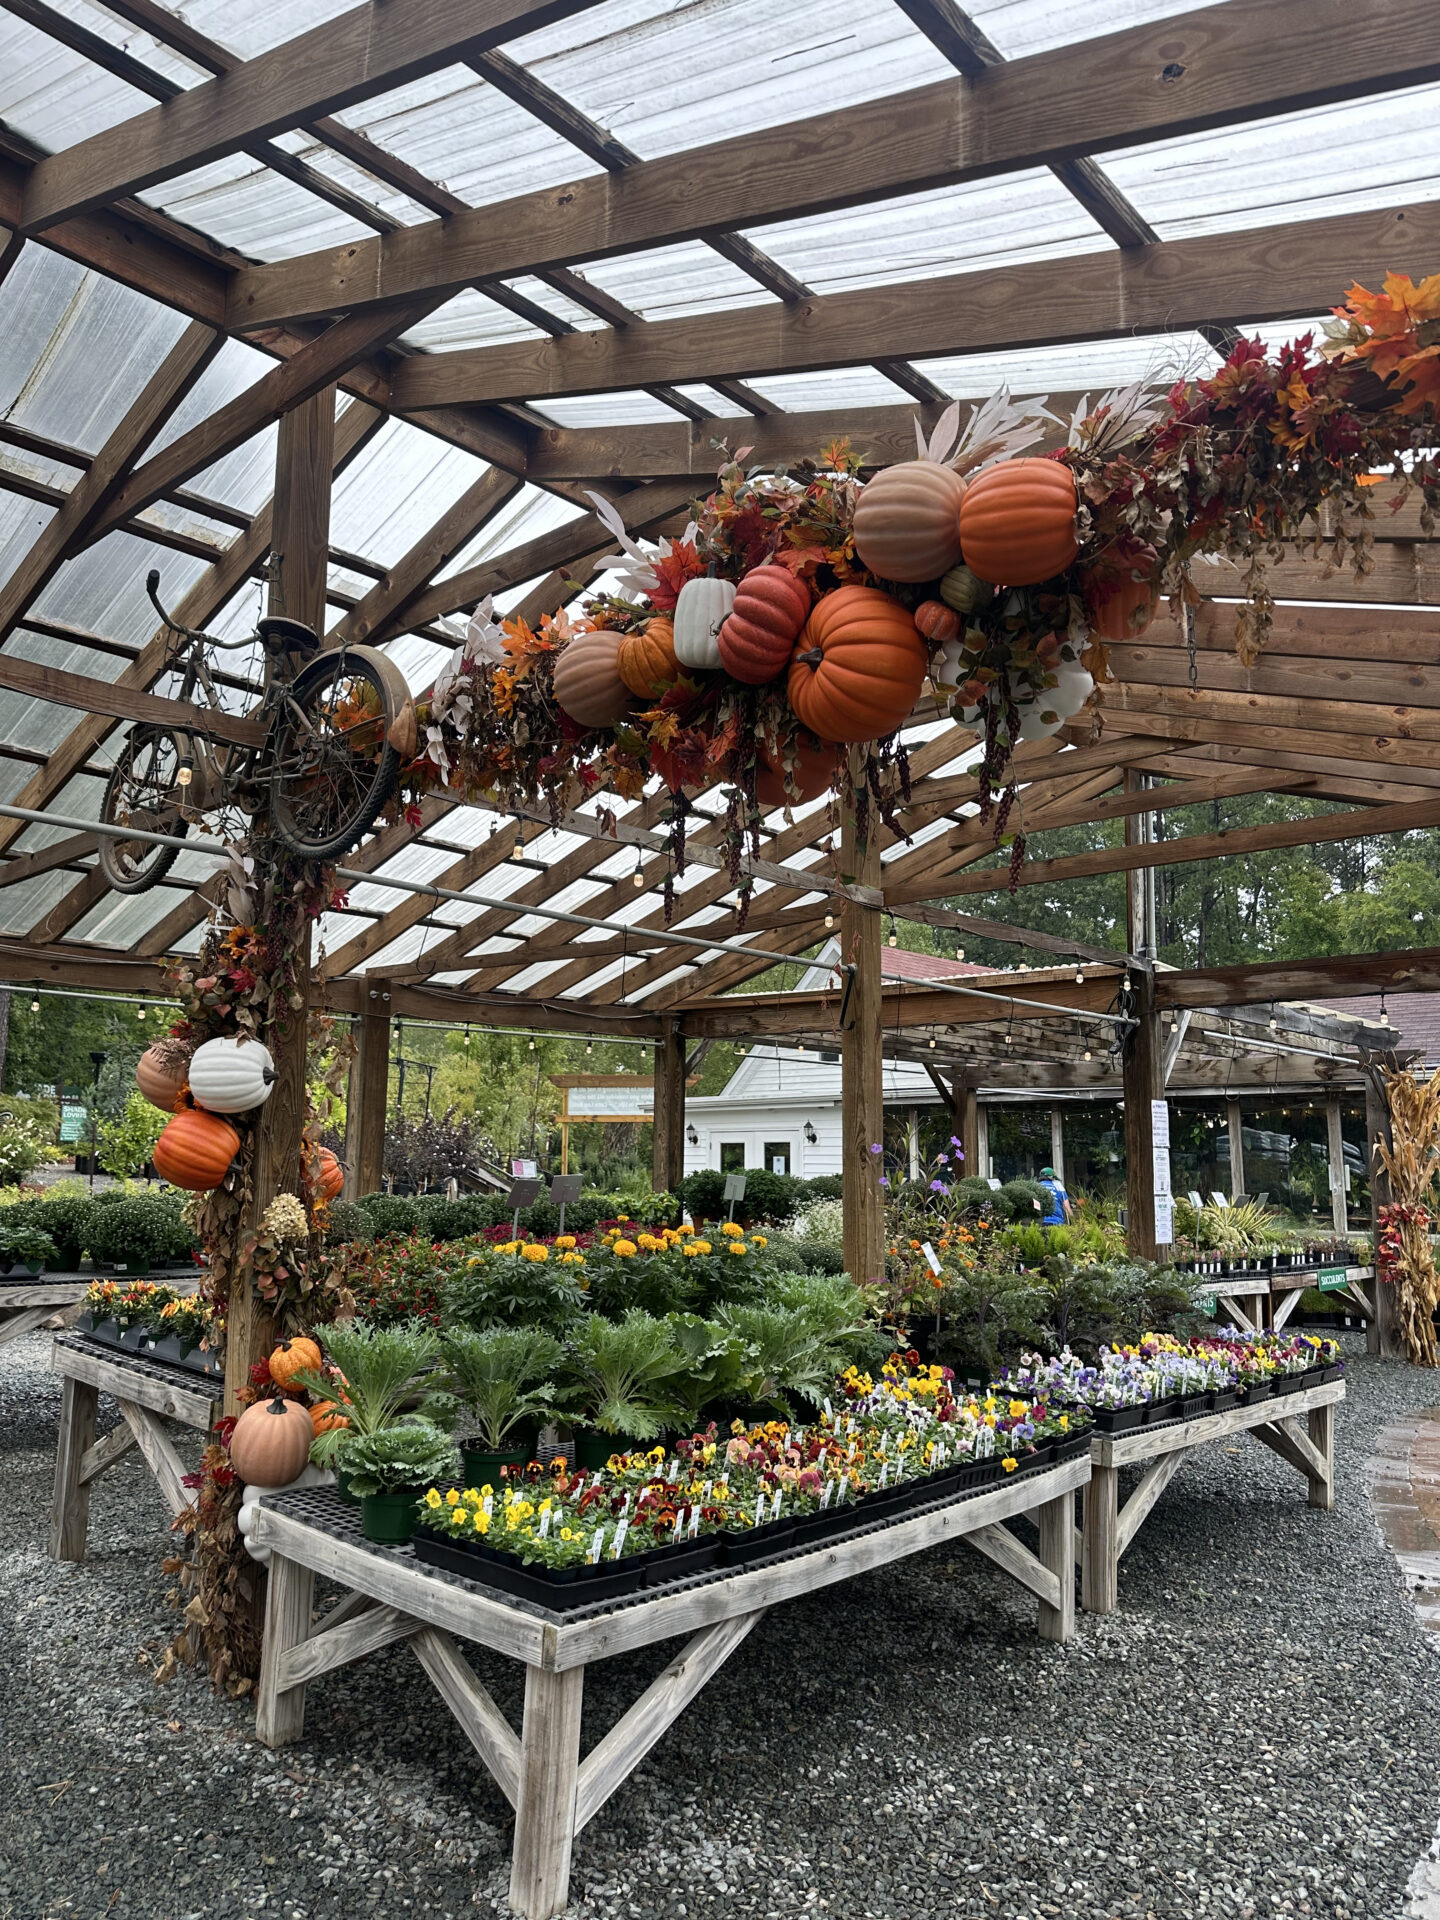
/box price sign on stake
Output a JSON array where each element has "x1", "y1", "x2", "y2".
[{"x1": 922, "y1": 1242, "x2": 942, "y2": 1275}]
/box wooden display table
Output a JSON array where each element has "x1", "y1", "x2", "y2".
[
  {"x1": 47, "y1": 1332, "x2": 221, "y2": 1560},
  {"x1": 1080, "y1": 1377, "x2": 1344, "y2": 1615},
  {"x1": 0, "y1": 1275, "x2": 87, "y2": 1351},
  {"x1": 251, "y1": 1455, "x2": 1090, "y2": 1920},
  {"x1": 1188, "y1": 1265, "x2": 1377, "y2": 1331}
]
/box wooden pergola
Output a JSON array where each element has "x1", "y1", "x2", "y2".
[{"x1": 0, "y1": 0, "x2": 1435, "y2": 1321}]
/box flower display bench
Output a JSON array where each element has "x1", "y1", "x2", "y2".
[
  {"x1": 251, "y1": 1454, "x2": 1089, "y2": 1920},
  {"x1": 1079, "y1": 1377, "x2": 1345, "y2": 1615},
  {"x1": 0, "y1": 1274, "x2": 87, "y2": 1351},
  {"x1": 47, "y1": 1331, "x2": 221, "y2": 1561}
]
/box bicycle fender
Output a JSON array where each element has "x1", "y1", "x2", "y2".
[{"x1": 343, "y1": 644, "x2": 418, "y2": 760}]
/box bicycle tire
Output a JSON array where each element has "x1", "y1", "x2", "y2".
[
  {"x1": 99, "y1": 725, "x2": 188, "y2": 894},
  {"x1": 269, "y1": 650, "x2": 402, "y2": 863}
]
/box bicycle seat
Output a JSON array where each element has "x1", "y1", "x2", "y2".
[{"x1": 256, "y1": 615, "x2": 320, "y2": 660}]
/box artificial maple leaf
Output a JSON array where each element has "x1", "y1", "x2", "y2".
[{"x1": 648, "y1": 541, "x2": 705, "y2": 611}]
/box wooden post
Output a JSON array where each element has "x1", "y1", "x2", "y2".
[
  {"x1": 1326, "y1": 1094, "x2": 1348, "y2": 1236},
  {"x1": 1081, "y1": 1461, "x2": 1119, "y2": 1614},
  {"x1": 509, "y1": 1663, "x2": 585, "y2": 1920},
  {"x1": 651, "y1": 1020, "x2": 686, "y2": 1195},
  {"x1": 343, "y1": 983, "x2": 391, "y2": 1199},
  {"x1": 1366, "y1": 1075, "x2": 1403, "y2": 1358},
  {"x1": 48, "y1": 1375, "x2": 98, "y2": 1562},
  {"x1": 1307, "y1": 1402, "x2": 1336, "y2": 1511},
  {"x1": 841, "y1": 760, "x2": 884, "y2": 1285},
  {"x1": 1049, "y1": 1104, "x2": 1065, "y2": 1182},
  {"x1": 953, "y1": 1072, "x2": 980, "y2": 1178},
  {"x1": 1122, "y1": 966, "x2": 1160, "y2": 1261},
  {"x1": 255, "y1": 1551, "x2": 316, "y2": 1747},
  {"x1": 1226, "y1": 1096, "x2": 1245, "y2": 1200},
  {"x1": 1035, "y1": 1489, "x2": 1076, "y2": 1643},
  {"x1": 975, "y1": 1101, "x2": 989, "y2": 1182}
]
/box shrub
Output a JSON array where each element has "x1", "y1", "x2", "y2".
[
  {"x1": 95, "y1": 1092, "x2": 166, "y2": 1180},
  {"x1": 0, "y1": 1216, "x2": 58, "y2": 1267},
  {"x1": 323, "y1": 1198, "x2": 373, "y2": 1247},
  {"x1": 84, "y1": 1193, "x2": 196, "y2": 1272},
  {"x1": 355, "y1": 1193, "x2": 420, "y2": 1239},
  {"x1": 798, "y1": 1175, "x2": 844, "y2": 1202},
  {"x1": 737, "y1": 1168, "x2": 805, "y2": 1224},
  {"x1": 678, "y1": 1169, "x2": 727, "y2": 1222},
  {"x1": 36, "y1": 1189, "x2": 95, "y2": 1265},
  {"x1": 999, "y1": 1177, "x2": 1049, "y2": 1221}
]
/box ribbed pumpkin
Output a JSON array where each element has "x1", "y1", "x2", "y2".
[
  {"x1": 311, "y1": 1399, "x2": 350, "y2": 1436},
  {"x1": 317, "y1": 1148, "x2": 345, "y2": 1201},
  {"x1": 958, "y1": 457, "x2": 1079, "y2": 585},
  {"x1": 938, "y1": 564, "x2": 993, "y2": 614},
  {"x1": 914, "y1": 599, "x2": 961, "y2": 645},
  {"x1": 228, "y1": 1395, "x2": 314, "y2": 1488},
  {"x1": 552, "y1": 629, "x2": 636, "y2": 729},
  {"x1": 617, "y1": 617, "x2": 680, "y2": 699},
  {"x1": 718, "y1": 565, "x2": 811, "y2": 685},
  {"x1": 786, "y1": 588, "x2": 928, "y2": 745},
  {"x1": 852, "y1": 462, "x2": 966, "y2": 583},
  {"x1": 153, "y1": 1108, "x2": 239, "y2": 1191},
  {"x1": 672, "y1": 576, "x2": 735, "y2": 670},
  {"x1": 755, "y1": 736, "x2": 840, "y2": 808},
  {"x1": 1082, "y1": 565, "x2": 1158, "y2": 641},
  {"x1": 187, "y1": 1035, "x2": 275, "y2": 1114},
  {"x1": 135, "y1": 1045, "x2": 188, "y2": 1113},
  {"x1": 268, "y1": 1336, "x2": 322, "y2": 1389}
]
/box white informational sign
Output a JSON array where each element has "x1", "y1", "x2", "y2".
[
  {"x1": 986, "y1": 1177, "x2": 1002, "y2": 1191},
  {"x1": 512, "y1": 1157, "x2": 537, "y2": 1178},
  {"x1": 1150, "y1": 1100, "x2": 1171, "y2": 1149},
  {"x1": 921, "y1": 1241, "x2": 943, "y2": 1275},
  {"x1": 1152, "y1": 1146, "x2": 1172, "y2": 1196},
  {"x1": 1154, "y1": 1194, "x2": 1174, "y2": 1245}
]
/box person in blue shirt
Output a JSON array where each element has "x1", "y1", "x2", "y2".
[{"x1": 1038, "y1": 1166, "x2": 1072, "y2": 1225}]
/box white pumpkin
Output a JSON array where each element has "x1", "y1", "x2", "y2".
[
  {"x1": 672, "y1": 577, "x2": 735, "y2": 670},
  {"x1": 1051, "y1": 664, "x2": 1095, "y2": 718},
  {"x1": 187, "y1": 1036, "x2": 276, "y2": 1114}
]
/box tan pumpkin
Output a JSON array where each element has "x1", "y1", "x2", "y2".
[
  {"x1": 617, "y1": 617, "x2": 680, "y2": 699},
  {"x1": 227, "y1": 1395, "x2": 314, "y2": 1487},
  {"x1": 268, "y1": 1336, "x2": 322, "y2": 1389},
  {"x1": 938, "y1": 564, "x2": 993, "y2": 614},
  {"x1": 754, "y1": 736, "x2": 841, "y2": 808},
  {"x1": 717, "y1": 565, "x2": 811, "y2": 685},
  {"x1": 153, "y1": 1108, "x2": 239, "y2": 1191},
  {"x1": 852, "y1": 462, "x2": 966, "y2": 583},
  {"x1": 552, "y1": 629, "x2": 637, "y2": 729},
  {"x1": 136, "y1": 1045, "x2": 189, "y2": 1114},
  {"x1": 786, "y1": 587, "x2": 928, "y2": 745},
  {"x1": 958, "y1": 457, "x2": 1079, "y2": 585}
]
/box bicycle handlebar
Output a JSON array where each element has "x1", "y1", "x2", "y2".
[{"x1": 145, "y1": 569, "x2": 261, "y2": 652}]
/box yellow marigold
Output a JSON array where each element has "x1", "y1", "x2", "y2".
[
  {"x1": 554, "y1": 1235, "x2": 577, "y2": 1250},
  {"x1": 725, "y1": 1241, "x2": 748, "y2": 1256},
  {"x1": 721, "y1": 1222, "x2": 744, "y2": 1238},
  {"x1": 560, "y1": 1250, "x2": 586, "y2": 1265},
  {"x1": 675, "y1": 1223, "x2": 694, "y2": 1237},
  {"x1": 751, "y1": 1234, "x2": 768, "y2": 1247},
  {"x1": 499, "y1": 1240, "x2": 521, "y2": 1255},
  {"x1": 612, "y1": 1239, "x2": 638, "y2": 1258},
  {"x1": 682, "y1": 1243, "x2": 703, "y2": 1257},
  {"x1": 692, "y1": 1240, "x2": 713, "y2": 1255},
  {"x1": 520, "y1": 1243, "x2": 549, "y2": 1263},
  {"x1": 637, "y1": 1232, "x2": 663, "y2": 1251}
]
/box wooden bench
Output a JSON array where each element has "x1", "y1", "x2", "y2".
[
  {"x1": 48, "y1": 1332, "x2": 221, "y2": 1560},
  {"x1": 1079, "y1": 1377, "x2": 1345, "y2": 1614},
  {"x1": 250, "y1": 1454, "x2": 1090, "y2": 1920}
]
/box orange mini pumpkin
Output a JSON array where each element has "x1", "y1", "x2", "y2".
[
  {"x1": 136, "y1": 1045, "x2": 188, "y2": 1114},
  {"x1": 1082, "y1": 564, "x2": 1159, "y2": 641},
  {"x1": 316, "y1": 1148, "x2": 345, "y2": 1202},
  {"x1": 617, "y1": 617, "x2": 680, "y2": 699},
  {"x1": 852, "y1": 462, "x2": 966, "y2": 583},
  {"x1": 754, "y1": 735, "x2": 841, "y2": 808},
  {"x1": 268, "y1": 1336, "x2": 322, "y2": 1389},
  {"x1": 958, "y1": 457, "x2": 1079, "y2": 586},
  {"x1": 228, "y1": 1395, "x2": 314, "y2": 1487},
  {"x1": 153, "y1": 1108, "x2": 239, "y2": 1191},
  {"x1": 718, "y1": 565, "x2": 812, "y2": 685},
  {"x1": 310, "y1": 1399, "x2": 350, "y2": 1436},
  {"x1": 552, "y1": 629, "x2": 637, "y2": 729},
  {"x1": 914, "y1": 599, "x2": 962, "y2": 645},
  {"x1": 787, "y1": 588, "x2": 928, "y2": 745}
]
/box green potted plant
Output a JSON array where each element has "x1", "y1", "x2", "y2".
[
  {"x1": 292, "y1": 1318, "x2": 454, "y2": 1507},
  {"x1": 0, "y1": 1217, "x2": 58, "y2": 1276},
  {"x1": 438, "y1": 1326, "x2": 560, "y2": 1486},
  {"x1": 561, "y1": 1309, "x2": 685, "y2": 1470},
  {"x1": 338, "y1": 1421, "x2": 461, "y2": 1544}
]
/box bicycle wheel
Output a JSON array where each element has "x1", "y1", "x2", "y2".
[
  {"x1": 269, "y1": 650, "x2": 402, "y2": 862},
  {"x1": 99, "y1": 725, "x2": 188, "y2": 894}
]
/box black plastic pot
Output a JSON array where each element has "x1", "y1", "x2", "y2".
[
  {"x1": 1018, "y1": 1442, "x2": 1055, "y2": 1471},
  {"x1": 1207, "y1": 1389, "x2": 1240, "y2": 1414},
  {"x1": 719, "y1": 1520, "x2": 796, "y2": 1566},
  {"x1": 1320, "y1": 1363, "x2": 1345, "y2": 1383},
  {"x1": 1054, "y1": 1431, "x2": 1093, "y2": 1463},
  {"x1": 789, "y1": 1505, "x2": 856, "y2": 1545},
  {"x1": 1177, "y1": 1393, "x2": 1210, "y2": 1421},
  {"x1": 635, "y1": 1538, "x2": 721, "y2": 1587},
  {"x1": 413, "y1": 1528, "x2": 646, "y2": 1608},
  {"x1": 1144, "y1": 1398, "x2": 1182, "y2": 1426},
  {"x1": 1238, "y1": 1381, "x2": 1273, "y2": 1405},
  {"x1": 1093, "y1": 1405, "x2": 1145, "y2": 1433},
  {"x1": 1275, "y1": 1372, "x2": 1306, "y2": 1395}
]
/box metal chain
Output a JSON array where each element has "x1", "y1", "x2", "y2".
[{"x1": 1184, "y1": 600, "x2": 1199, "y2": 690}]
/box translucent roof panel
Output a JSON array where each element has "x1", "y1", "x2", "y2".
[
  {"x1": 529, "y1": 392, "x2": 696, "y2": 428},
  {"x1": 166, "y1": 0, "x2": 354, "y2": 60},
  {"x1": 434, "y1": 486, "x2": 590, "y2": 585},
  {"x1": 139, "y1": 153, "x2": 379, "y2": 262},
  {"x1": 576, "y1": 243, "x2": 780, "y2": 323},
  {"x1": 967, "y1": 0, "x2": 1236, "y2": 59},
  {"x1": 399, "y1": 291, "x2": 552, "y2": 355},
  {"x1": 328, "y1": 418, "x2": 489, "y2": 569},
  {"x1": 910, "y1": 330, "x2": 1218, "y2": 400},
  {"x1": 0, "y1": 11, "x2": 154, "y2": 150},
  {"x1": 741, "y1": 366, "x2": 922, "y2": 412}
]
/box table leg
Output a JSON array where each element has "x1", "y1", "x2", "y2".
[
  {"x1": 1082, "y1": 1461, "x2": 1119, "y2": 1614},
  {"x1": 48, "y1": 1376, "x2": 98, "y2": 1563},
  {"x1": 1036, "y1": 1489, "x2": 1076, "y2": 1643},
  {"x1": 1307, "y1": 1401, "x2": 1335, "y2": 1511},
  {"x1": 509, "y1": 1664, "x2": 584, "y2": 1920},
  {"x1": 255, "y1": 1552, "x2": 315, "y2": 1748}
]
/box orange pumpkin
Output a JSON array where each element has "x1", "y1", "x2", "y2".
[
  {"x1": 310, "y1": 1399, "x2": 350, "y2": 1436},
  {"x1": 852, "y1": 462, "x2": 966, "y2": 583},
  {"x1": 317, "y1": 1148, "x2": 345, "y2": 1202},
  {"x1": 136, "y1": 1045, "x2": 188, "y2": 1113},
  {"x1": 786, "y1": 588, "x2": 928, "y2": 745},
  {"x1": 914, "y1": 599, "x2": 961, "y2": 645},
  {"x1": 755, "y1": 736, "x2": 841, "y2": 807},
  {"x1": 552, "y1": 629, "x2": 636, "y2": 729},
  {"x1": 1082, "y1": 565, "x2": 1159, "y2": 641},
  {"x1": 153, "y1": 1108, "x2": 239, "y2": 1191},
  {"x1": 268, "y1": 1336, "x2": 322, "y2": 1389},
  {"x1": 617, "y1": 617, "x2": 680, "y2": 699},
  {"x1": 718, "y1": 565, "x2": 811, "y2": 685},
  {"x1": 228, "y1": 1395, "x2": 314, "y2": 1487},
  {"x1": 958, "y1": 457, "x2": 1079, "y2": 586}
]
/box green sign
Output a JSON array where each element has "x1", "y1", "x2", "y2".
[
  {"x1": 59, "y1": 1104, "x2": 87, "y2": 1144},
  {"x1": 1195, "y1": 1291, "x2": 1218, "y2": 1315},
  {"x1": 1317, "y1": 1266, "x2": 1349, "y2": 1293}
]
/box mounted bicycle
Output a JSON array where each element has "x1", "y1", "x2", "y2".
[{"x1": 99, "y1": 571, "x2": 416, "y2": 894}]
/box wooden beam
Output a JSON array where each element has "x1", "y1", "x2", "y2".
[
  {"x1": 343, "y1": 986, "x2": 391, "y2": 1199},
  {"x1": 1096, "y1": 681, "x2": 1440, "y2": 767},
  {"x1": 19, "y1": 0, "x2": 614, "y2": 232},
  {"x1": 385, "y1": 199, "x2": 1440, "y2": 409},
  {"x1": 24, "y1": 865, "x2": 109, "y2": 944},
  {"x1": 651, "y1": 1020, "x2": 685, "y2": 1195},
  {"x1": 0, "y1": 650, "x2": 264, "y2": 746},
  {"x1": 0, "y1": 320, "x2": 220, "y2": 643},
  {"x1": 227, "y1": 0, "x2": 1440, "y2": 329},
  {"x1": 1153, "y1": 945, "x2": 1440, "y2": 1012},
  {"x1": 842, "y1": 753, "x2": 884, "y2": 1285},
  {"x1": 1111, "y1": 637, "x2": 1440, "y2": 713},
  {"x1": 0, "y1": 830, "x2": 101, "y2": 889}
]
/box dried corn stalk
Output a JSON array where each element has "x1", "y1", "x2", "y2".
[{"x1": 1376, "y1": 1064, "x2": 1440, "y2": 1366}]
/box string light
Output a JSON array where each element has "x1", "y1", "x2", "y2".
[
  {"x1": 462, "y1": 1024, "x2": 471, "y2": 1048},
  {"x1": 1075, "y1": 968, "x2": 1084, "y2": 984},
  {"x1": 954, "y1": 948, "x2": 965, "y2": 961},
  {"x1": 1083, "y1": 1048, "x2": 1092, "y2": 1061},
  {"x1": 824, "y1": 913, "x2": 834, "y2": 930},
  {"x1": 887, "y1": 915, "x2": 898, "y2": 949},
  {"x1": 631, "y1": 847, "x2": 645, "y2": 889},
  {"x1": 928, "y1": 1036, "x2": 936, "y2": 1049},
  {"x1": 29, "y1": 996, "x2": 39, "y2": 1013}
]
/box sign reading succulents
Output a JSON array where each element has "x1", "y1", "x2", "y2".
[{"x1": 401, "y1": 275, "x2": 1440, "y2": 903}]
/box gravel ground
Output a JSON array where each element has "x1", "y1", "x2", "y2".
[{"x1": 2, "y1": 1329, "x2": 1437, "y2": 1920}]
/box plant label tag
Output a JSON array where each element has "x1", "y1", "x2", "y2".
[
  {"x1": 922, "y1": 1241, "x2": 942, "y2": 1275},
  {"x1": 668, "y1": 1457, "x2": 680, "y2": 1482},
  {"x1": 482, "y1": 1494, "x2": 493, "y2": 1516},
  {"x1": 823, "y1": 1397, "x2": 833, "y2": 1419},
  {"x1": 672, "y1": 1511, "x2": 684, "y2": 1543},
  {"x1": 590, "y1": 1472, "x2": 603, "y2": 1491},
  {"x1": 878, "y1": 1463, "x2": 889, "y2": 1489},
  {"x1": 754, "y1": 1493, "x2": 766, "y2": 1529},
  {"x1": 620, "y1": 1492, "x2": 631, "y2": 1516},
  {"x1": 611, "y1": 1517, "x2": 629, "y2": 1558},
  {"x1": 770, "y1": 1488, "x2": 783, "y2": 1521},
  {"x1": 820, "y1": 1480, "x2": 833, "y2": 1509},
  {"x1": 537, "y1": 1508, "x2": 552, "y2": 1539},
  {"x1": 589, "y1": 1526, "x2": 606, "y2": 1564},
  {"x1": 688, "y1": 1506, "x2": 701, "y2": 1539}
]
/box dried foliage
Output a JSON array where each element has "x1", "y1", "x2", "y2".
[{"x1": 1375, "y1": 1063, "x2": 1440, "y2": 1366}]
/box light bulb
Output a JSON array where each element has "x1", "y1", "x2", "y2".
[
  {"x1": 527, "y1": 1039, "x2": 535, "y2": 1051},
  {"x1": 632, "y1": 870, "x2": 645, "y2": 889},
  {"x1": 136, "y1": 1005, "x2": 146, "y2": 1019},
  {"x1": 1004, "y1": 1032, "x2": 1013, "y2": 1047},
  {"x1": 586, "y1": 1041, "x2": 593, "y2": 1055},
  {"x1": 955, "y1": 948, "x2": 965, "y2": 961},
  {"x1": 463, "y1": 1031, "x2": 470, "y2": 1047},
  {"x1": 177, "y1": 761, "x2": 193, "y2": 787},
  {"x1": 888, "y1": 933, "x2": 897, "y2": 948},
  {"x1": 928, "y1": 1037, "x2": 936, "y2": 1050},
  {"x1": 30, "y1": 997, "x2": 39, "y2": 1013},
  {"x1": 1269, "y1": 1017, "x2": 1277, "y2": 1032},
  {"x1": 824, "y1": 914, "x2": 834, "y2": 930},
  {"x1": 1083, "y1": 1048, "x2": 1092, "y2": 1061}
]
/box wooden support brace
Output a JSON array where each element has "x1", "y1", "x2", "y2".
[
  {"x1": 1271, "y1": 1287, "x2": 1302, "y2": 1330},
  {"x1": 312, "y1": 1588, "x2": 379, "y2": 1635},
  {"x1": 1252, "y1": 1412, "x2": 1332, "y2": 1502},
  {"x1": 0, "y1": 1305, "x2": 59, "y2": 1348},
  {"x1": 574, "y1": 1611, "x2": 763, "y2": 1835},
  {"x1": 966, "y1": 1521, "x2": 1063, "y2": 1611},
  {"x1": 510, "y1": 1663, "x2": 585, "y2": 1920},
  {"x1": 410, "y1": 1626, "x2": 522, "y2": 1811},
  {"x1": 116, "y1": 1398, "x2": 192, "y2": 1516},
  {"x1": 256, "y1": 1552, "x2": 316, "y2": 1748},
  {"x1": 276, "y1": 1601, "x2": 422, "y2": 1690},
  {"x1": 78, "y1": 1420, "x2": 139, "y2": 1485},
  {"x1": 48, "y1": 1374, "x2": 98, "y2": 1562},
  {"x1": 1114, "y1": 1448, "x2": 1187, "y2": 1560}
]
